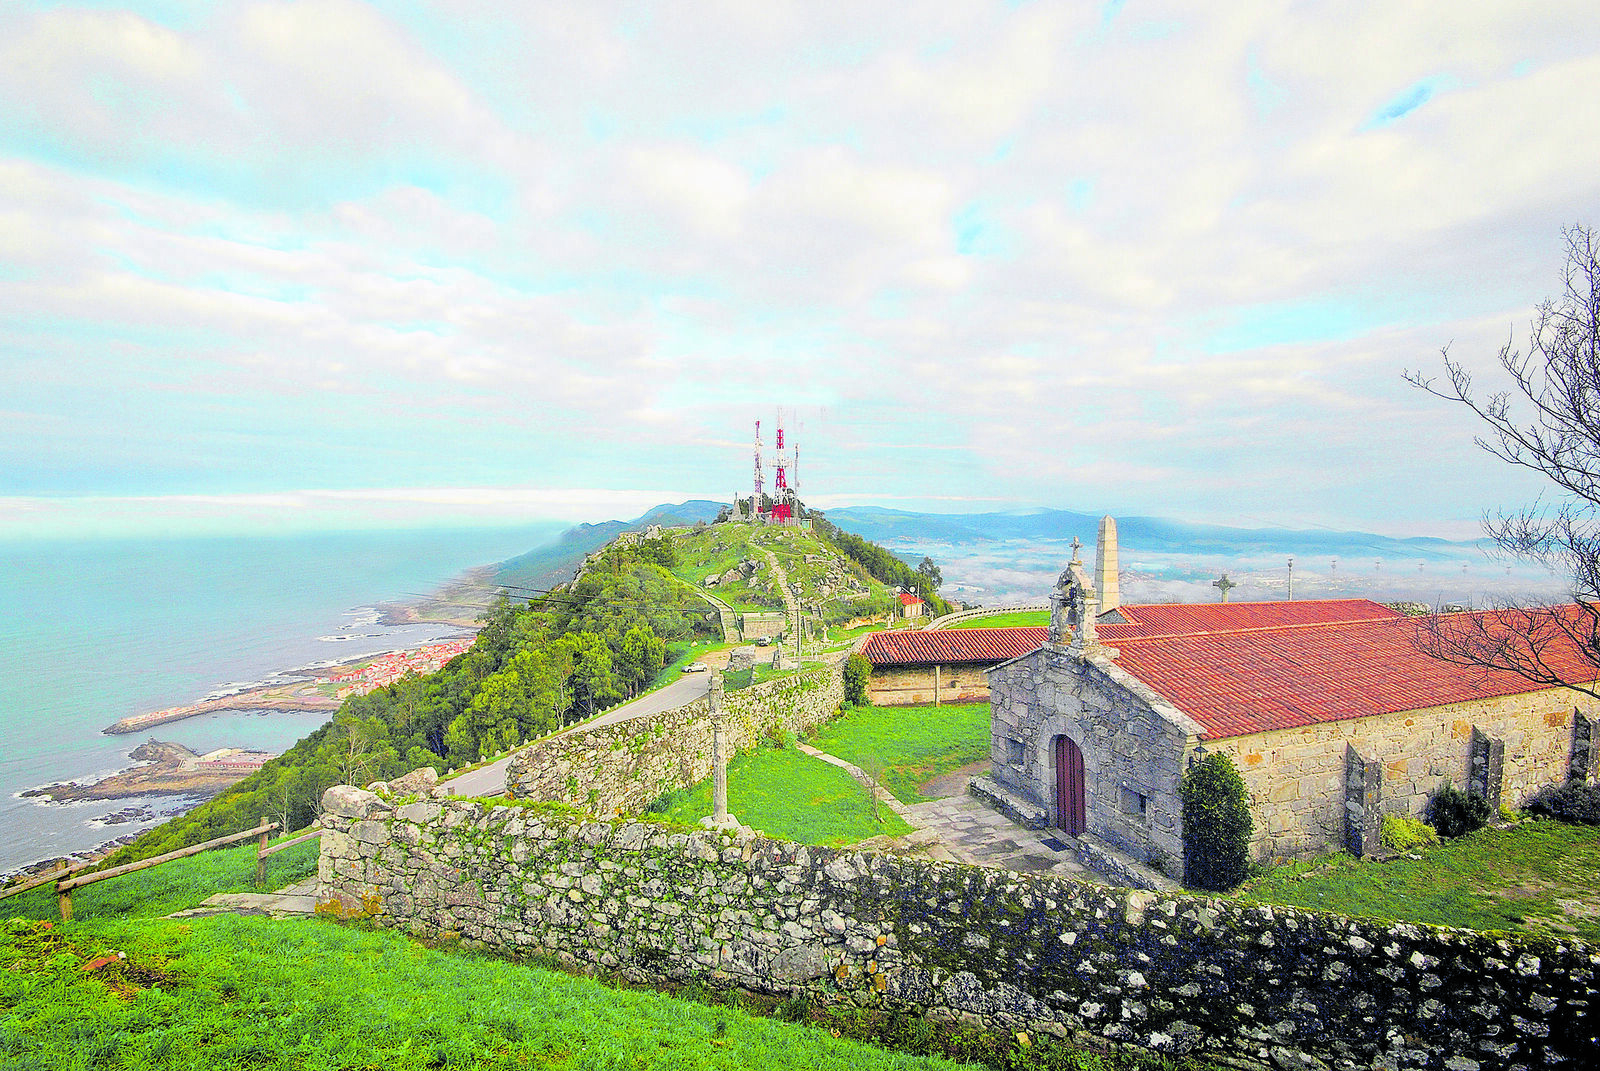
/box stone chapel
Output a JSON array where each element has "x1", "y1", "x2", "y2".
[{"x1": 981, "y1": 517, "x2": 1600, "y2": 869}]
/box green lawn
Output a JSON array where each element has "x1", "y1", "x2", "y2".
[
  {"x1": 946, "y1": 611, "x2": 1048, "y2": 629},
  {"x1": 808, "y1": 703, "x2": 992, "y2": 805},
  {"x1": 0, "y1": 912, "x2": 977, "y2": 1071},
  {"x1": 1, "y1": 832, "x2": 322, "y2": 923},
  {"x1": 654, "y1": 638, "x2": 728, "y2": 688},
  {"x1": 656, "y1": 744, "x2": 913, "y2": 846},
  {"x1": 0, "y1": 800, "x2": 1222, "y2": 1071},
  {"x1": 1238, "y1": 818, "x2": 1600, "y2": 940}
]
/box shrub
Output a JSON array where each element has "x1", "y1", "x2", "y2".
[
  {"x1": 1523, "y1": 780, "x2": 1600, "y2": 825},
  {"x1": 1380, "y1": 813, "x2": 1439, "y2": 852},
  {"x1": 1180, "y1": 753, "x2": 1253, "y2": 891},
  {"x1": 1427, "y1": 783, "x2": 1492, "y2": 838},
  {"x1": 842, "y1": 652, "x2": 872, "y2": 705}
]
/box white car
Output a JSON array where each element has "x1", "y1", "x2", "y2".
[{"x1": 681, "y1": 662, "x2": 709, "y2": 673}]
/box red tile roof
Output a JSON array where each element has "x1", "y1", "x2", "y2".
[
  {"x1": 1100, "y1": 599, "x2": 1400, "y2": 639},
  {"x1": 862, "y1": 627, "x2": 1047, "y2": 666},
  {"x1": 863, "y1": 600, "x2": 1399, "y2": 668},
  {"x1": 897, "y1": 592, "x2": 924, "y2": 606},
  {"x1": 1112, "y1": 607, "x2": 1599, "y2": 740}
]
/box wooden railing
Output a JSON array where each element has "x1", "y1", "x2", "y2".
[{"x1": 4, "y1": 818, "x2": 328, "y2": 921}]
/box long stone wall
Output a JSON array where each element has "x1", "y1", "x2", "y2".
[
  {"x1": 504, "y1": 661, "x2": 844, "y2": 815},
  {"x1": 1214, "y1": 688, "x2": 1596, "y2": 859},
  {"x1": 319, "y1": 788, "x2": 1597, "y2": 1071}
]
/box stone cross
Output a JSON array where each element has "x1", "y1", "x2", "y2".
[
  {"x1": 1213, "y1": 573, "x2": 1236, "y2": 603},
  {"x1": 1070, "y1": 535, "x2": 1083, "y2": 563}
]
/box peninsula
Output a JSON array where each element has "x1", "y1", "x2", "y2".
[{"x1": 22, "y1": 740, "x2": 273, "y2": 803}]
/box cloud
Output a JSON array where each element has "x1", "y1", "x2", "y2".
[{"x1": 0, "y1": 1, "x2": 1595, "y2": 539}]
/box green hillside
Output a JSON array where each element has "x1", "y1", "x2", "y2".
[{"x1": 667, "y1": 519, "x2": 899, "y2": 623}]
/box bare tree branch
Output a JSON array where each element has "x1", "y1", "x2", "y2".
[{"x1": 1408, "y1": 224, "x2": 1600, "y2": 693}]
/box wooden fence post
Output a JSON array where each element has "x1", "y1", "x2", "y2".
[
  {"x1": 56, "y1": 860, "x2": 71, "y2": 922},
  {"x1": 255, "y1": 818, "x2": 270, "y2": 887}
]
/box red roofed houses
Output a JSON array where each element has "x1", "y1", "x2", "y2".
[{"x1": 984, "y1": 542, "x2": 1600, "y2": 871}]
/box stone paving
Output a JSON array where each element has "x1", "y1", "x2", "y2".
[
  {"x1": 166, "y1": 875, "x2": 318, "y2": 919},
  {"x1": 884, "y1": 793, "x2": 1106, "y2": 882},
  {"x1": 800, "y1": 744, "x2": 1106, "y2": 883}
]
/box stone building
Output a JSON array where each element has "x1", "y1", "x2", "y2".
[
  {"x1": 984, "y1": 538, "x2": 1600, "y2": 867},
  {"x1": 860, "y1": 627, "x2": 1044, "y2": 705}
]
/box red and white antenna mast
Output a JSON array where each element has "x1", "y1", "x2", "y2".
[{"x1": 752, "y1": 420, "x2": 764, "y2": 506}]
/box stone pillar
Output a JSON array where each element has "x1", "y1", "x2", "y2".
[
  {"x1": 1095, "y1": 515, "x2": 1120, "y2": 616},
  {"x1": 710, "y1": 673, "x2": 728, "y2": 822},
  {"x1": 934, "y1": 664, "x2": 941, "y2": 707},
  {"x1": 1344, "y1": 744, "x2": 1382, "y2": 857},
  {"x1": 1469, "y1": 727, "x2": 1505, "y2": 809},
  {"x1": 1571, "y1": 710, "x2": 1599, "y2": 783}
]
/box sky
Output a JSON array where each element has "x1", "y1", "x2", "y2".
[{"x1": 2, "y1": 1, "x2": 1597, "y2": 540}]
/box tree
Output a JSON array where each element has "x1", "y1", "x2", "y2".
[
  {"x1": 1179, "y1": 753, "x2": 1253, "y2": 891},
  {"x1": 842, "y1": 652, "x2": 871, "y2": 705},
  {"x1": 917, "y1": 556, "x2": 942, "y2": 589},
  {"x1": 1407, "y1": 224, "x2": 1600, "y2": 695}
]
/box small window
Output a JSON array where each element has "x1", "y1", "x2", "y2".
[
  {"x1": 1120, "y1": 786, "x2": 1147, "y2": 817},
  {"x1": 1006, "y1": 738, "x2": 1026, "y2": 765}
]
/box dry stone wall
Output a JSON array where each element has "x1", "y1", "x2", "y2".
[
  {"x1": 319, "y1": 787, "x2": 1597, "y2": 1071},
  {"x1": 504, "y1": 661, "x2": 844, "y2": 815}
]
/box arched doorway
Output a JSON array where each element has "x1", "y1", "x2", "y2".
[{"x1": 1054, "y1": 734, "x2": 1086, "y2": 835}]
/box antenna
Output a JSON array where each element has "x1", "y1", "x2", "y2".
[{"x1": 753, "y1": 419, "x2": 764, "y2": 506}]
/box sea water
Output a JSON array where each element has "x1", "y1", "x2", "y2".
[{"x1": 0, "y1": 526, "x2": 555, "y2": 874}]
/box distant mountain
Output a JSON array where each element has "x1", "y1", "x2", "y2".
[
  {"x1": 492, "y1": 500, "x2": 725, "y2": 593},
  {"x1": 822, "y1": 506, "x2": 1478, "y2": 563}
]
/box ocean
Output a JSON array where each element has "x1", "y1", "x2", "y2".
[{"x1": 0, "y1": 525, "x2": 557, "y2": 875}]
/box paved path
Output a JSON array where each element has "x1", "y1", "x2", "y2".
[
  {"x1": 797, "y1": 745, "x2": 1104, "y2": 882},
  {"x1": 440, "y1": 672, "x2": 712, "y2": 798},
  {"x1": 166, "y1": 875, "x2": 318, "y2": 919}
]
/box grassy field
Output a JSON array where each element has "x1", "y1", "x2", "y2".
[
  {"x1": 0, "y1": 911, "x2": 983, "y2": 1071},
  {"x1": 1238, "y1": 818, "x2": 1600, "y2": 940},
  {"x1": 946, "y1": 611, "x2": 1048, "y2": 629},
  {"x1": 1, "y1": 833, "x2": 322, "y2": 923},
  {"x1": 0, "y1": 804, "x2": 1227, "y2": 1071},
  {"x1": 809, "y1": 703, "x2": 992, "y2": 804},
  {"x1": 655, "y1": 744, "x2": 913, "y2": 845},
  {"x1": 653, "y1": 638, "x2": 728, "y2": 688}
]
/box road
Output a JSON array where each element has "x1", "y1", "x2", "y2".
[{"x1": 439, "y1": 670, "x2": 712, "y2": 797}]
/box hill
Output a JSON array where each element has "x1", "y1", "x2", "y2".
[{"x1": 493, "y1": 500, "x2": 725, "y2": 593}]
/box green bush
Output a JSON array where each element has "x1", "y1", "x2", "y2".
[
  {"x1": 1380, "y1": 813, "x2": 1440, "y2": 852},
  {"x1": 842, "y1": 652, "x2": 872, "y2": 705},
  {"x1": 1427, "y1": 783, "x2": 1492, "y2": 838},
  {"x1": 1180, "y1": 753, "x2": 1253, "y2": 891},
  {"x1": 1523, "y1": 780, "x2": 1600, "y2": 825}
]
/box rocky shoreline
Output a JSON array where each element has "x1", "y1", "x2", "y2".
[{"x1": 23, "y1": 740, "x2": 271, "y2": 804}]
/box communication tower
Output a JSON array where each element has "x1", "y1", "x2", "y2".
[{"x1": 744, "y1": 413, "x2": 802, "y2": 524}]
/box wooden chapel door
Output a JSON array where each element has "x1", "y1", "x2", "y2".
[{"x1": 1054, "y1": 734, "x2": 1086, "y2": 836}]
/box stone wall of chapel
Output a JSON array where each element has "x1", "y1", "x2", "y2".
[
  {"x1": 989, "y1": 650, "x2": 1189, "y2": 871},
  {"x1": 1210, "y1": 687, "x2": 1595, "y2": 860},
  {"x1": 866, "y1": 664, "x2": 992, "y2": 705}
]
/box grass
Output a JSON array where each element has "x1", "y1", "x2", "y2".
[
  {"x1": 1238, "y1": 818, "x2": 1600, "y2": 940},
  {"x1": 0, "y1": 788, "x2": 1220, "y2": 1071},
  {"x1": 656, "y1": 744, "x2": 913, "y2": 846},
  {"x1": 1, "y1": 832, "x2": 322, "y2": 923},
  {"x1": 809, "y1": 703, "x2": 992, "y2": 805},
  {"x1": 654, "y1": 638, "x2": 728, "y2": 688},
  {"x1": 0, "y1": 913, "x2": 981, "y2": 1071},
  {"x1": 946, "y1": 611, "x2": 1048, "y2": 629}
]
